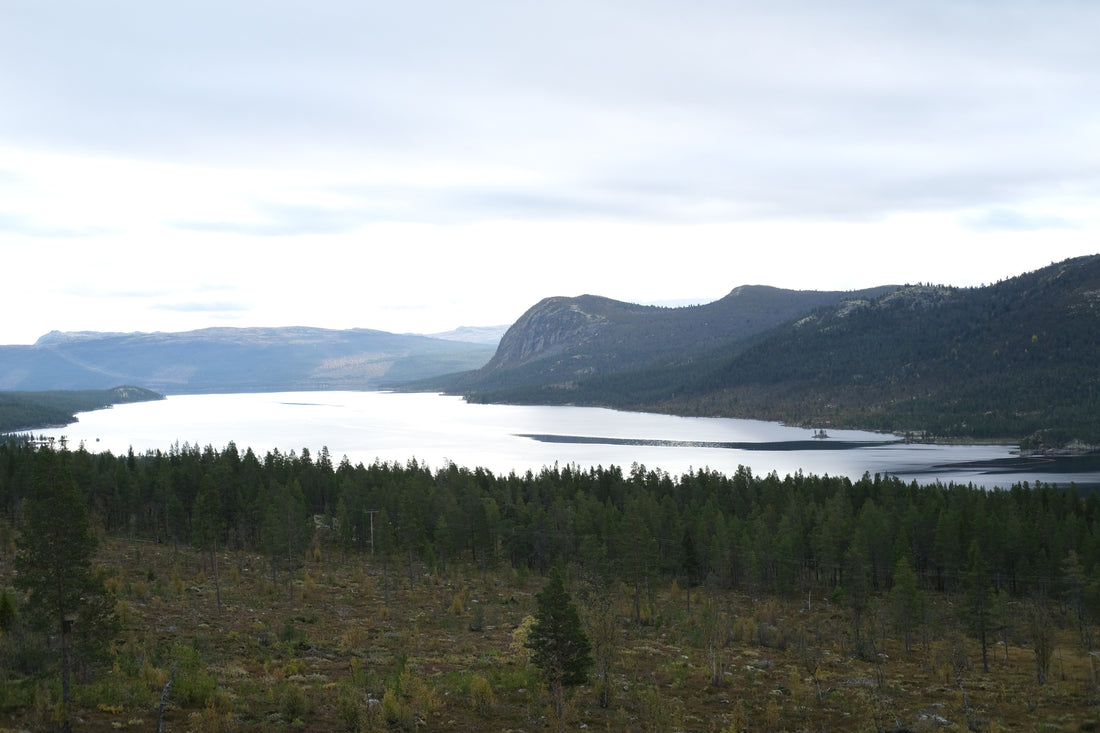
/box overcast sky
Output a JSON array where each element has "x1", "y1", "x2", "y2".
[{"x1": 2, "y1": 1, "x2": 1098, "y2": 345}]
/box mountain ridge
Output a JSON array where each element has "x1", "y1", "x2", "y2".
[
  {"x1": 427, "y1": 256, "x2": 1100, "y2": 444},
  {"x1": 430, "y1": 284, "x2": 898, "y2": 397}
]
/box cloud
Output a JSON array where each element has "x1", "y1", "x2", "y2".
[
  {"x1": 962, "y1": 208, "x2": 1083, "y2": 232},
  {"x1": 152, "y1": 302, "x2": 251, "y2": 314},
  {"x1": 61, "y1": 285, "x2": 168, "y2": 299},
  {"x1": 0, "y1": 0, "x2": 1098, "y2": 345},
  {"x1": 0, "y1": 211, "x2": 112, "y2": 238},
  {"x1": 2, "y1": 0, "x2": 1098, "y2": 225},
  {"x1": 173, "y1": 204, "x2": 369, "y2": 237}
]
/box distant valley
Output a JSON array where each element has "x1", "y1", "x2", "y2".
[{"x1": 0, "y1": 327, "x2": 497, "y2": 394}]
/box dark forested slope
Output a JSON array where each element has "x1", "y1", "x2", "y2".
[
  {"x1": 0, "y1": 386, "x2": 163, "y2": 433},
  {"x1": 437, "y1": 256, "x2": 1100, "y2": 444},
  {"x1": 642, "y1": 255, "x2": 1100, "y2": 442}
]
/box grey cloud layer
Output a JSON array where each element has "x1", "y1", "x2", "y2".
[{"x1": 2, "y1": 0, "x2": 1098, "y2": 229}]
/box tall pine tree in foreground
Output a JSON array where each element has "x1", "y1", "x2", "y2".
[
  {"x1": 14, "y1": 448, "x2": 118, "y2": 731},
  {"x1": 526, "y1": 567, "x2": 593, "y2": 730}
]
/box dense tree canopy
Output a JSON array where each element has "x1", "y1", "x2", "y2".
[{"x1": 0, "y1": 438, "x2": 1096, "y2": 604}]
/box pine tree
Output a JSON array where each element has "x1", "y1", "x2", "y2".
[
  {"x1": 526, "y1": 567, "x2": 593, "y2": 730},
  {"x1": 963, "y1": 539, "x2": 994, "y2": 673},
  {"x1": 891, "y1": 555, "x2": 924, "y2": 655},
  {"x1": 14, "y1": 449, "x2": 118, "y2": 731},
  {"x1": 193, "y1": 474, "x2": 223, "y2": 611}
]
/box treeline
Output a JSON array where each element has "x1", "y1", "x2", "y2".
[{"x1": 3, "y1": 438, "x2": 1099, "y2": 616}]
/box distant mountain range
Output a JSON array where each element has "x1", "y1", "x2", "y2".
[
  {"x1": 5, "y1": 257, "x2": 1099, "y2": 446},
  {"x1": 0, "y1": 327, "x2": 497, "y2": 394},
  {"x1": 426, "y1": 325, "x2": 511, "y2": 344},
  {"x1": 422, "y1": 255, "x2": 1100, "y2": 446}
]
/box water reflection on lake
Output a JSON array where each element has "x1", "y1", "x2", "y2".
[{"x1": 33, "y1": 391, "x2": 1098, "y2": 490}]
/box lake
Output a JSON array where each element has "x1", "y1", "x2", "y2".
[{"x1": 33, "y1": 391, "x2": 1100, "y2": 489}]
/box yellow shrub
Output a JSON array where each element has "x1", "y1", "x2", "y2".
[
  {"x1": 171, "y1": 573, "x2": 185, "y2": 597},
  {"x1": 381, "y1": 688, "x2": 411, "y2": 728},
  {"x1": 511, "y1": 614, "x2": 536, "y2": 661},
  {"x1": 449, "y1": 589, "x2": 466, "y2": 616},
  {"x1": 140, "y1": 661, "x2": 168, "y2": 690},
  {"x1": 469, "y1": 674, "x2": 495, "y2": 715},
  {"x1": 764, "y1": 696, "x2": 781, "y2": 731}
]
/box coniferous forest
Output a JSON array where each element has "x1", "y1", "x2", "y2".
[{"x1": 3, "y1": 438, "x2": 1100, "y2": 730}]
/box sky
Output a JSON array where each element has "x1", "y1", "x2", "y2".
[{"x1": 2, "y1": 1, "x2": 1098, "y2": 345}]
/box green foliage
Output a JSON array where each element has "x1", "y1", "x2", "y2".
[
  {"x1": 169, "y1": 642, "x2": 218, "y2": 706},
  {"x1": 279, "y1": 680, "x2": 309, "y2": 721},
  {"x1": 526, "y1": 567, "x2": 592, "y2": 723}
]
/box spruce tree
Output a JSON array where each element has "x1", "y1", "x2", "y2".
[{"x1": 526, "y1": 567, "x2": 593, "y2": 729}]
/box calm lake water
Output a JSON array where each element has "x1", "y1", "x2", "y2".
[{"x1": 32, "y1": 391, "x2": 1099, "y2": 490}]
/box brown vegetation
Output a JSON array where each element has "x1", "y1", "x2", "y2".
[{"x1": 3, "y1": 531, "x2": 1099, "y2": 732}]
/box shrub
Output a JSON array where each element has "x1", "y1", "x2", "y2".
[
  {"x1": 279, "y1": 682, "x2": 308, "y2": 721},
  {"x1": 336, "y1": 689, "x2": 363, "y2": 732},
  {"x1": 468, "y1": 602, "x2": 485, "y2": 632},
  {"x1": 448, "y1": 589, "x2": 466, "y2": 616},
  {"x1": 380, "y1": 688, "x2": 412, "y2": 728},
  {"x1": 511, "y1": 615, "x2": 535, "y2": 661},
  {"x1": 469, "y1": 674, "x2": 495, "y2": 715},
  {"x1": 169, "y1": 643, "x2": 218, "y2": 706}
]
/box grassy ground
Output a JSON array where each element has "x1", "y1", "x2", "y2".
[{"x1": 2, "y1": 535, "x2": 1100, "y2": 732}]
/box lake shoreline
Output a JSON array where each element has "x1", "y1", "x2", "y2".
[{"x1": 19, "y1": 390, "x2": 1097, "y2": 491}]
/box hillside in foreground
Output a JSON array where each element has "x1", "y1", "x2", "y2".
[{"x1": 2, "y1": 442, "x2": 1099, "y2": 730}]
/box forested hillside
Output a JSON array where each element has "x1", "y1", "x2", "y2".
[
  {"x1": 428, "y1": 285, "x2": 896, "y2": 397},
  {"x1": 445, "y1": 256, "x2": 1100, "y2": 445},
  {"x1": 0, "y1": 386, "x2": 163, "y2": 433},
  {"x1": 645, "y1": 255, "x2": 1100, "y2": 443}
]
